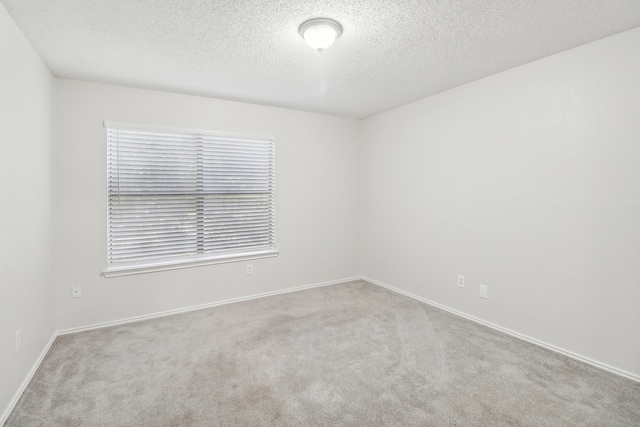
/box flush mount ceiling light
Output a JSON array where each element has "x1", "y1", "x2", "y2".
[{"x1": 299, "y1": 18, "x2": 343, "y2": 52}]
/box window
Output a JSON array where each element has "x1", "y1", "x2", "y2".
[{"x1": 103, "y1": 122, "x2": 277, "y2": 277}]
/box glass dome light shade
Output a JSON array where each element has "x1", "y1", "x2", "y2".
[{"x1": 299, "y1": 18, "x2": 343, "y2": 52}]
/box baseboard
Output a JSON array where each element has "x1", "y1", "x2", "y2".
[
  {"x1": 1, "y1": 333, "x2": 57, "y2": 426},
  {"x1": 58, "y1": 276, "x2": 362, "y2": 336},
  {"x1": 362, "y1": 276, "x2": 640, "y2": 384}
]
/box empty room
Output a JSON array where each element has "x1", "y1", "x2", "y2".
[{"x1": 1, "y1": 0, "x2": 639, "y2": 425}]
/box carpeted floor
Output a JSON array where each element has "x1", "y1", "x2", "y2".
[{"x1": 6, "y1": 280, "x2": 640, "y2": 426}]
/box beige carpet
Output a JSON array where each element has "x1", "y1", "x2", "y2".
[{"x1": 6, "y1": 280, "x2": 640, "y2": 426}]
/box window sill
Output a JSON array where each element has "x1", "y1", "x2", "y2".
[{"x1": 102, "y1": 249, "x2": 279, "y2": 278}]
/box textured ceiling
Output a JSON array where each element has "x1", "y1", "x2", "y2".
[{"x1": 3, "y1": 0, "x2": 640, "y2": 118}]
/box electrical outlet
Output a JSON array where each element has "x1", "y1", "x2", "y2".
[
  {"x1": 15, "y1": 330, "x2": 21, "y2": 353},
  {"x1": 457, "y1": 275, "x2": 465, "y2": 288},
  {"x1": 479, "y1": 285, "x2": 488, "y2": 299},
  {"x1": 72, "y1": 284, "x2": 82, "y2": 298},
  {"x1": 246, "y1": 264, "x2": 253, "y2": 275}
]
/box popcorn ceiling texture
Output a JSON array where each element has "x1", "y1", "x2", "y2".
[{"x1": 2, "y1": 0, "x2": 640, "y2": 118}]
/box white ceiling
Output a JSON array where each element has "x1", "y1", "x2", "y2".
[{"x1": 3, "y1": 0, "x2": 640, "y2": 118}]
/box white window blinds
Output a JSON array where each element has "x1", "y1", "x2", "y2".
[{"x1": 105, "y1": 123, "x2": 276, "y2": 275}]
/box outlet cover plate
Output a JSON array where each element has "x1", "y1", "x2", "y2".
[
  {"x1": 479, "y1": 285, "x2": 488, "y2": 299},
  {"x1": 72, "y1": 284, "x2": 82, "y2": 298}
]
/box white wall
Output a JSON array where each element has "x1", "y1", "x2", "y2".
[
  {"x1": 0, "y1": 2, "x2": 55, "y2": 420},
  {"x1": 361, "y1": 28, "x2": 640, "y2": 377},
  {"x1": 53, "y1": 79, "x2": 361, "y2": 330}
]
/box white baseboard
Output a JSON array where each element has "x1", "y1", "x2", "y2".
[
  {"x1": 58, "y1": 276, "x2": 362, "y2": 336},
  {"x1": 1, "y1": 333, "x2": 57, "y2": 426},
  {"x1": 362, "y1": 276, "x2": 640, "y2": 384}
]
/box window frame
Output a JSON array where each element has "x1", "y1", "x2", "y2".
[{"x1": 102, "y1": 121, "x2": 278, "y2": 278}]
